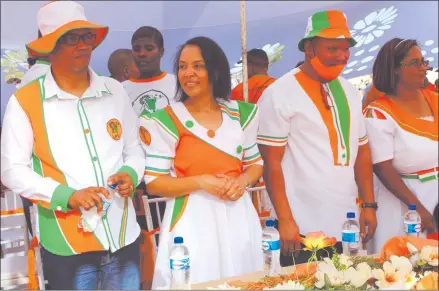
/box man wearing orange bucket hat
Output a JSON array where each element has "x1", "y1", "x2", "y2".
[
  {"x1": 1, "y1": 1, "x2": 144, "y2": 289},
  {"x1": 257, "y1": 10, "x2": 378, "y2": 264}
]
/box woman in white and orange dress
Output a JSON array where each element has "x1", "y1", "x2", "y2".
[
  {"x1": 138, "y1": 37, "x2": 264, "y2": 288},
  {"x1": 364, "y1": 38, "x2": 438, "y2": 252}
]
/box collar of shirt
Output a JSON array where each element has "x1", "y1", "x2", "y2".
[{"x1": 43, "y1": 67, "x2": 112, "y2": 100}]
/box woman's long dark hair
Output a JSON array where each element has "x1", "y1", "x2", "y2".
[{"x1": 173, "y1": 36, "x2": 231, "y2": 102}]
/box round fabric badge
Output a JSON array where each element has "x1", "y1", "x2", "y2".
[
  {"x1": 106, "y1": 119, "x2": 122, "y2": 140},
  {"x1": 139, "y1": 126, "x2": 151, "y2": 146}
]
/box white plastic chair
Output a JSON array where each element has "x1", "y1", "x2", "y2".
[
  {"x1": 141, "y1": 196, "x2": 169, "y2": 250},
  {"x1": 247, "y1": 183, "x2": 274, "y2": 223},
  {"x1": 1, "y1": 190, "x2": 45, "y2": 290}
]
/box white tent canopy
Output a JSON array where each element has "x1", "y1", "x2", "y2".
[{"x1": 1, "y1": 1, "x2": 438, "y2": 120}]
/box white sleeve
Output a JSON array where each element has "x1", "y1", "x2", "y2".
[
  {"x1": 364, "y1": 107, "x2": 396, "y2": 164},
  {"x1": 358, "y1": 111, "x2": 369, "y2": 146},
  {"x1": 116, "y1": 90, "x2": 145, "y2": 187},
  {"x1": 138, "y1": 114, "x2": 177, "y2": 184},
  {"x1": 256, "y1": 85, "x2": 291, "y2": 146},
  {"x1": 242, "y1": 105, "x2": 263, "y2": 170},
  {"x1": 1, "y1": 95, "x2": 75, "y2": 211}
]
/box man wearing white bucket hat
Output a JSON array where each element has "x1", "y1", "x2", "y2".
[
  {"x1": 1, "y1": 1, "x2": 144, "y2": 289},
  {"x1": 257, "y1": 10, "x2": 378, "y2": 264}
]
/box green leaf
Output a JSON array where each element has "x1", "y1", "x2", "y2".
[{"x1": 324, "y1": 273, "x2": 332, "y2": 288}]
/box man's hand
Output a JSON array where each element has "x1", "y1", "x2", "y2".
[
  {"x1": 359, "y1": 208, "x2": 377, "y2": 243},
  {"x1": 278, "y1": 218, "x2": 302, "y2": 256},
  {"x1": 418, "y1": 207, "x2": 436, "y2": 234},
  {"x1": 68, "y1": 187, "x2": 110, "y2": 212},
  {"x1": 107, "y1": 173, "x2": 134, "y2": 198}
]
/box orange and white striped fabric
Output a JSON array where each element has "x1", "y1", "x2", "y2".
[
  {"x1": 364, "y1": 90, "x2": 438, "y2": 252},
  {"x1": 1, "y1": 68, "x2": 145, "y2": 256},
  {"x1": 139, "y1": 100, "x2": 264, "y2": 288},
  {"x1": 257, "y1": 67, "x2": 368, "y2": 240}
]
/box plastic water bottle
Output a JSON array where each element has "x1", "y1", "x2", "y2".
[
  {"x1": 170, "y1": 236, "x2": 190, "y2": 290},
  {"x1": 404, "y1": 204, "x2": 422, "y2": 237},
  {"x1": 262, "y1": 219, "x2": 281, "y2": 277},
  {"x1": 78, "y1": 184, "x2": 116, "y2": 232},
  {"x1": 342, "y1": 212, "x2": 361, "y2": 256},
  {"x1": 100, "y1": 184, "x2": 117, "y2": 214}
]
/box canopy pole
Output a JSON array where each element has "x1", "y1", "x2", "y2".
[{"x1": 240, "y1": 0, "x2": 248, "y2": 102}]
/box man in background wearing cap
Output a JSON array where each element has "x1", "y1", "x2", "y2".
[
  {"x1": 257, "y1": 10, "x2": 377, "y2": 265},
  {"x1": 108, "y1": 48, "x2": 139, "y2": 83},
  {"x1": 1, "y1": 1, "x2": 144, "y2": 289},
  {"x1": 231, "y1": 48, "x2": 276, "y2": 104}
]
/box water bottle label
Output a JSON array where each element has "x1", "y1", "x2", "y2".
[
  {"x1": 102, "y1": 200, "x2": 111, "y2": 213},
  {"x1": 404, "y1": 223, "x2": 421, "y2": 233},
  {"x1": 342, "y1": 231, "x2": 360, "y2": 243},
  {"x1": 170, "y1": 257, "x2": 190, "y2": 270},
  {"x1": 262, "y1": 240, "x2": 280, "y2": 251}
]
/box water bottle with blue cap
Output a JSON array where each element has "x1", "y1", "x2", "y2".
[
  {"x1": 262, "y1": 219, "x2": 281, "y2": 276},
  {"x1": 170, "y1": 236, "x2": 190, "y2": 289}
]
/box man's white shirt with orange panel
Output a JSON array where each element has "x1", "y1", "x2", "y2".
[
  {"x1": 1, "y1": 68, "x2": 145, "y2": 256},
  {"x1": 257, "y1": 67, "x2": 368, "y2": 239}
]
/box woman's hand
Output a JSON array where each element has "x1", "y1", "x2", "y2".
[
  {"x1": 196, "y1": 174, "x2": 228, "y2": 197},
  {"x1": 216, "y1": 174, "x2": 249, "y2": 201}
]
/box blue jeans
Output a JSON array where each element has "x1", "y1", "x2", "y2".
[{"x1": 42, "y1": 236, "x2": 140, "y2": 290}]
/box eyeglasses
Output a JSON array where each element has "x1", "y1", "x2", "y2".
[
  {"x1": 400, "y1": 59, "x2": 430, "y2": 68},
  {"x1": 59, "y1": 32, "x2": 97, "y2": 46}
]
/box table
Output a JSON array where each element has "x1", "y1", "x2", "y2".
[{"x1": 192, "y1": 266, "x2": 297, "y2": 289}]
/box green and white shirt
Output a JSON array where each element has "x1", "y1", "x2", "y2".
[{"x1": 1, "y1": 68, "x2": 144, "y2": 256}]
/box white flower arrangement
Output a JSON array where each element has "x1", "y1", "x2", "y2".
[{"x1": 207, "y1": 242, "x2": 438, "y2": 290}]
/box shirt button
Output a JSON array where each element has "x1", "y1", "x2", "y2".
[
  {"x1": 84, "y1": 129, "x2": 90, "y2": 134},
  {"x1": 93, "y1": 157, "x2": 98, "y2": 161},
  {"x1": 237, "y1": 145, "x2": 243, "y2": 154},
  {"x1": 56, "y1": 206, "x2": 62, "y2": 211}
]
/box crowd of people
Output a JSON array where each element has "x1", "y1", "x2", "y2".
[{"x1": 0, "y1": 1, "x2": 438, "y2": 290}]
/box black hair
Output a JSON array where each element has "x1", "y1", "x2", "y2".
[
  {"x1": 27, "y1": 57, "x2": 37, "y2": 66},
  {"x1": 373, "y1": 38, "x2": 419, "y2": 94},
  {"x1": 107, "y1": 49, "x2": 133, "y2": 76},
  {"x1": 173, "y1": 36, "x2": 231, "y2": 102},
  {"x1": 131, "y1": 26, "x2": 164, "y2": 49},
  {"x1": 295, "y1": 61, "x2": 304, "y2": 68}
]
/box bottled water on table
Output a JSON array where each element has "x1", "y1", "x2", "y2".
[
  {"x1": 342, "y1": 212, "x2": 360, "y2": 256},
  {"x1": 404, "y1": 204, "x2": 422, "y2": 237},
  {"x1": 262, "y1": 219, "x2": 281, "y2": 277},
  {"x1": 170, "y1": 236, "x2": 190, "y2": 290}
]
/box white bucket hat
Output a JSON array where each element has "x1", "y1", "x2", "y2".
[{"x1": 26, "y1": 1, "x2": 109, "y2": 56}]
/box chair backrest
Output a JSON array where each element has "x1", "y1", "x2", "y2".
[
  {"x1": 141, "y1": 196, "x2": 169, "y2": 249},
  {"x1": 1, "y1": 190, "x2": 29, "y2": 258},
  {"x1": 248, "y1": 184, "x2": 273, "y2": 224}
]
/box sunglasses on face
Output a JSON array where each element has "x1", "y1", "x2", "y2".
[
  {"x1": 400, "y1": 59, "x2": 430, "y2": 68},
  {"x1": 59, "y1": 32, "x2": 97, "y2": 46}
]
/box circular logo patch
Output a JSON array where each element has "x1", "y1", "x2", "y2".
[
  {"x1": 134, "y1": 90, "x2": 170, "y2": 114},
  {"x1": 139, "y1": 126, "x2": 151, "y2": 146},
  {"x1": 107, "y1": 119, "x2": 122, "y2": 140}
]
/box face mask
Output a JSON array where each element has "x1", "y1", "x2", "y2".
[{"x1": 310, "y1": 56, "x2": 346, "y2": 81}]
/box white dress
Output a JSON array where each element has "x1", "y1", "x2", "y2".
[
  {"x1": 364, "y1": 92, "x2": 438, "y2": 253},
  {"x1": 138, "y1": 100, "x2": 264, "y2": 288}
]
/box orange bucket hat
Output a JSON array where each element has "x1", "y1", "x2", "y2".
[
  {"x1": 26, "y1": 1, "x2": 109, "y2": 56},
  {"x1": 298, "y1": 10, "x2": 357, "y2": 52}
]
